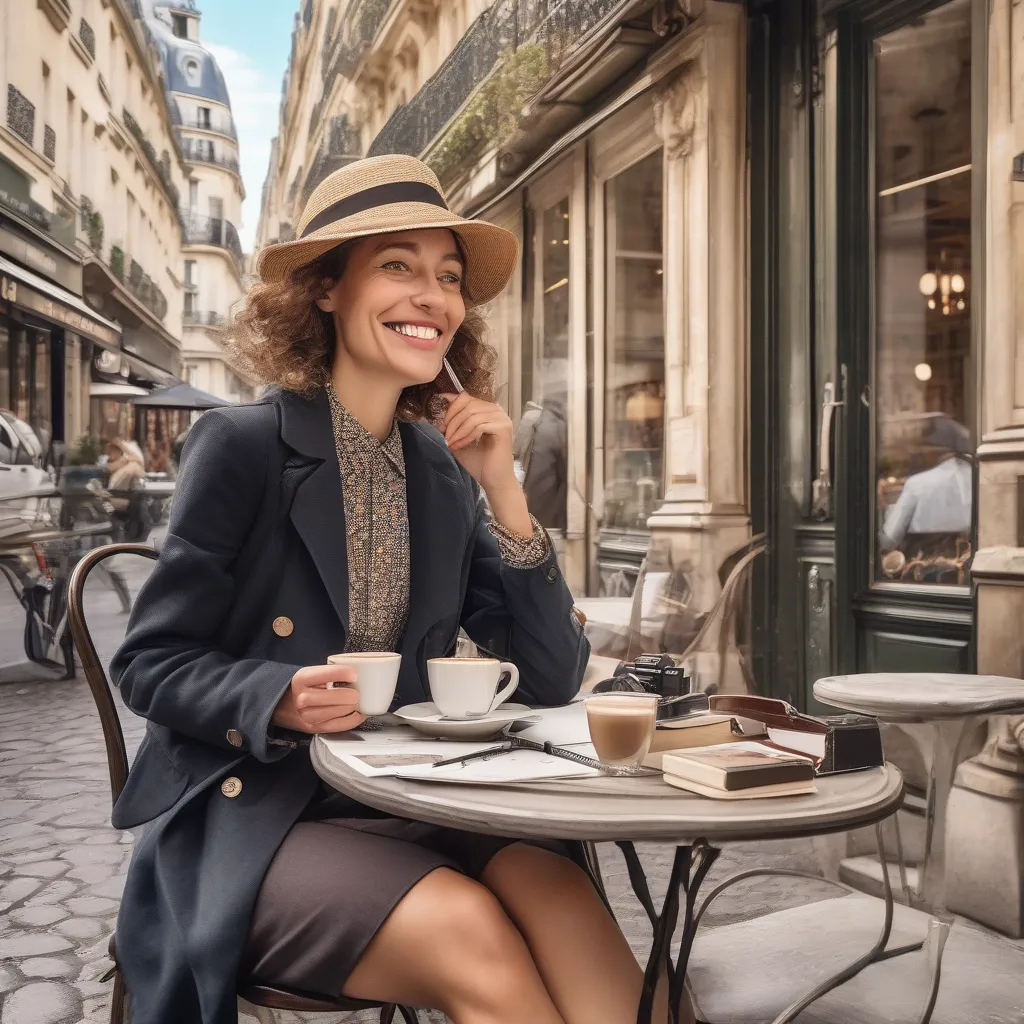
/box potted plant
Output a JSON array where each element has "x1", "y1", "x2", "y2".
[{"x1": 60, "y1": 434, "x2": 103, "y2": 489}]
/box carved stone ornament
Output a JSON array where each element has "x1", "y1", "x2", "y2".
[
  {"x1": 653, "y1": 63, "x2": 706, "y2": 160},
  {"x1": 974, "y1": 715, "x2": 1024, "y2": 775},
  {"x1": 652, "y1": 0, "x2": 701, "y2": 38}
]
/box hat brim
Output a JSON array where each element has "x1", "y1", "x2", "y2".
[{"x1": 256, "y1": 201, "x2": 519, "y2": 307}]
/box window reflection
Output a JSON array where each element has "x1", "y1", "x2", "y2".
[
  {"x1": 873, "y1": 0, "x2": 972, "y2": 586},
  {"x1": 603, "y1": 150, "x2": 664, "y2": 533}
]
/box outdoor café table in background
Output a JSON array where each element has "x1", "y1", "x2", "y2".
[{"x1": 312, "y1": 735, "x2": 906, "y2": 1024}]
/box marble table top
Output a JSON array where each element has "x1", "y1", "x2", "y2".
[
  {"x1": 814, "y1": 673, "x2": 1024, "y2": 723},
  {"x1": 311, "y1": 738, "x2": 904, "y2": 843}
]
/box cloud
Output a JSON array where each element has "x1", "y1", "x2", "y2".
[{"x1": 205, "y1": 42, "x2": 280, "y2": 253}]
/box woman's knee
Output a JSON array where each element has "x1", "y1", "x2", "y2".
[
  {"x1": 483, "y1": 843, "x2": 595, "y2": 902},
  {"x1": 349, "y1": 867, "x2": 534, "y2": 1010}
]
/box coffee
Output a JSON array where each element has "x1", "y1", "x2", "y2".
[
  {"x1": 586, "y1": 695, "x2": 659, "y2": 769},
  {"x1": 427, "y1": 657, "x2": 520, "y2": 719},
  {"x1": 327, "y1": 652, "x2": 401, "y2": 716}
]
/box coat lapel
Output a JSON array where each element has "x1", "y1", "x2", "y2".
[{"x1": 277, "y1": 388, "x2": 350, "y2": 637}]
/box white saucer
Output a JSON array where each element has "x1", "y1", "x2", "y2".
[{"x1": 393, "y1": 702, "x2": 538, "y2": 740}]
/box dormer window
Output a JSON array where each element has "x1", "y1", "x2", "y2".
[
  {"x1": 171, "y1": 13, "x2": 188, "y2": 38},
  {"x1": 181, "y1": 54, "x2": 201, "y2": 87}
]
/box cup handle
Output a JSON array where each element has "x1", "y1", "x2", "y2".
[{"x1": 490, "y1": 662, "x2": 520, "y2": 711}]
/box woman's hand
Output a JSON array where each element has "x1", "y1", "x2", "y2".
[
  {"x1": 440, "y1": 393, "x2": 518, "y2": 494},
  {"x1": 272, "y1": 664, "x2": 366, "y2": 735}
]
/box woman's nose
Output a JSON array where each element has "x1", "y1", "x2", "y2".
[{"x1": 411, "y1": 275, "x2": 446, "y2": 311}]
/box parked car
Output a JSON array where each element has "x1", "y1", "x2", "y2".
[{"x1": 0, "y1": 410, "x2": 50, "y2": 502}]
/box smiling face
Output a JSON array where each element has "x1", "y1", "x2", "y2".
[{"x1": 317, "y1": 228, "x2": 467, "y2": 392}]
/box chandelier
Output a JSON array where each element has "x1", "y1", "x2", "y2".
[{"x1": 918, "y1": 251, "x2": 967, "y2": 316}]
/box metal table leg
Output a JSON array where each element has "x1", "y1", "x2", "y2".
[
  {"x1": 616, "y1": 839, "x2": 720, "y2": 1024},
  {"x1": 617, "y1": 823, "x2": 943, "y2": 1024}
]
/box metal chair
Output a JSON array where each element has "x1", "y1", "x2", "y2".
[{"x1": 68, "y1": 541, "x2": 609, "y2": 1024}]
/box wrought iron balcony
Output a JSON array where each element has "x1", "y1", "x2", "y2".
[
  {"x1": 107, "y1": 246, "x2": 169, "y2": 321},
  {"x1": 180, "y1": 137, "x2": 240, "y2": 173},
  {"x1": 368, "y1": 0, "x2": 623, "y2": 175},
  {"x1": 321, "y1": 0, "x2": 395, "y2": 88},
  {"x1": 302, "y1": 114, "x2": 361, "y2": 207},
  {"x1": 180, "y1": 117, "x2": 238, "y2": 142},
  {"x1": 181, "y1": 212, "x2": 244, "y2": 275},
  {"x1": 183, "y1": 310, "x2": 227, "y2": 328}
]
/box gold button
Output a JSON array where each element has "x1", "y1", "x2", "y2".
[
  {"x1": 272, "y1": 616, "x2": 294, "y2": 637},
  {"x1": 226, "y1": 729, "x2": 243, "y2": 748},
  {"x1": 220, "y1": 777, "x2": 242, "y2": 799}
]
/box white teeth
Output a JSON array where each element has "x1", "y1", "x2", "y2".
[{"x1": 388, "y1": 323, "x2": 440, "y2": 340}]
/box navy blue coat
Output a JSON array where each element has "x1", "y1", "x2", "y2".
[{"x1": 110, "y1": 386, "x2": 589, "y2": 1024}]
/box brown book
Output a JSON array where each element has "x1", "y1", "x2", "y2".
[
  {"x1": 662, "y1": 742, "x2": 816, "y2": 794},
  {"x1": 642, "y1": 715, "x2": 739, "y2": 769}
]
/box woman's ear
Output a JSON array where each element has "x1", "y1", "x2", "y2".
[{"x1": 314, "y1": 279, "x2": 337, "y2": 313}]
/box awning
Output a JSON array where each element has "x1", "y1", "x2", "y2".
[
  {"x1": 129, "y1": 381, "x2": 234, "y2": 409},
  {"x1": 90, "y1": 382, "x2": 151, "y2": 399},
  {"x1": 0, "y1": 255, "x2": 121, "y2": 349},
  {"x1": 122, "y1": 349, "x2": 177, "y2": 388}
]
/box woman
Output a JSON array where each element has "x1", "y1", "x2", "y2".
[
  {"x1": 111, "y1": 155, "x2": 684, "y2": 1024},
  {"x1": 103, "y1": 439, "x2": 145, "y2": 512}
]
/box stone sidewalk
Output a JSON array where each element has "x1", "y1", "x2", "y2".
[{"x1": 0, "y1": 551, "x2": 1022, "y2": 1023}]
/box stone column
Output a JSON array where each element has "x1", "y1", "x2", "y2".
[
  {"x1": 645, "y1": 2, "x2": 749, "y2": 610},
  {"x1": 946, "y1": 428, "x2": 1024, "y2": 936},
  {"x1": 945, "y1": 0, "x2": 1024, "y2": 936}
]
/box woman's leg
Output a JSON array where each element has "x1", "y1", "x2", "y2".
[
  {"x1": 343, "y1": 866, "x2": 566, "y2": 1024},
  {"x1": 481, "y1": 844, "x2": 693, "y2": 1024}
]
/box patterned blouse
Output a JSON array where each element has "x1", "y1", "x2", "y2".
[{"x1": 326, "y1": 385, "x2": 551, "y2": 653}]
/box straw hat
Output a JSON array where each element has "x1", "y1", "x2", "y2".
[{"x1": 256, "y1": 154, "x2": 519, "y2": 307}]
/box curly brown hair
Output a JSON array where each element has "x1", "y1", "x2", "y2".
[{"x1": 230, "y1": 240, "x2": 497, "y2": 421}]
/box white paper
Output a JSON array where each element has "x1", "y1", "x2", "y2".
[
  {"x1": 321, "y1": 735, "x2": 494, "y2": 777},
  {"x1": 396, "y1": 747, "x2": 602, "y2": 785},
  {"x1": 508, "y1": 702, "x2": 592, "y2": 746}
]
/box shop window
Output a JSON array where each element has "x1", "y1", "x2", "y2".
[
  {"x1": 521, "y1": 194, "x2": 570, "y2": 533},
  {"x1": 873, "y1": 0, "x2": 973, "y2": 586},
  {"x1": 603, "y1": 150, "x2": 665, "y2": 533}
]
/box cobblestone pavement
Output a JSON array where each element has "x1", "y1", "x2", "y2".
[{"x1": 0, "y1": 550, "x2": 1015, "y2": 1024}]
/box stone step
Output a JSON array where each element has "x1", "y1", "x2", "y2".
[
  {"x1": 839, "y1": 854, "x2": 921, "y2": 906},
  {"x1": 689, "y1": 891, "x2": 1024, "y2": 1023}
]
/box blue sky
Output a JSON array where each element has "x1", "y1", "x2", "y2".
[{"x1": 197, "y1": 0, "x2": 296, "y2": 251}]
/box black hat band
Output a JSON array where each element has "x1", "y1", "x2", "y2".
[{"x1": 299, "y1": 181, "x2": 449, "y2": 239}]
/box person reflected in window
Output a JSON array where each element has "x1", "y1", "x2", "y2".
[
  {"x1": 518, "y1": 364, "x2": 568, "y2": 532},
  {"x1": 880, "y1": 417, "x2": 972, "y2": 579}
]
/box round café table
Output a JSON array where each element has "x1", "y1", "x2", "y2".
[
  {"x1": 814, "y1": 673, "x2": 1024, "y2": 913},
  {"x1": 313, "y1": 736, "x2": 906, "y2": 1024}
]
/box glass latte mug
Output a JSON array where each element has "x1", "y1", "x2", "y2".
[{"x1": 585, "y1": 693, "x2": 660, "y2": 774}]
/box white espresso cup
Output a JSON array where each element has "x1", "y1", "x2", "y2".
[
  {"x1": 427, "y1": 657, "x2": 520, "y2": 720},
  {"x1": 327, "y1": 652, "x2": 401, "y2": 716}
]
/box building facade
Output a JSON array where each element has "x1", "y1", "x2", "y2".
[
  {"x1": 0, "y1": 0, "x2": 248, "y2": 474},
  {"x1": 1, "y1": 0, "x2": 187, "y2": 457},
  {"x1": 142, "y1": 0, "x2": 255, "y2": 408}
]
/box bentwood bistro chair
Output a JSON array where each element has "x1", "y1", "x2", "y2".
[{"x1": 68, "y1": 542, "x2": 609, "y2": 1024}]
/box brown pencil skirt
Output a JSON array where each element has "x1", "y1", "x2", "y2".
[{"x1": 241, "y1": 783, "x2": 569, "y2": 999}]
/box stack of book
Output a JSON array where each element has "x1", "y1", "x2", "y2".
[{"x1": 661, "y1": 742, "x2": 817, "y2": 799}]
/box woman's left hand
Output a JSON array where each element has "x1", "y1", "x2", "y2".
[{"x1": 440, "y1": 393, "x2": 517, "y2": 494}]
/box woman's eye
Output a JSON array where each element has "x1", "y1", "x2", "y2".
[
  {"x1": 440, "y1": 272, "x2": 462, "y2": 285},
  {"x1": 381, "y1": 260, "x2": 408, "y2": 271}
]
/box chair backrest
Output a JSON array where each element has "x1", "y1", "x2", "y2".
[{"x1": 67, "y1": 542, "x2": 157, "y2": 808}]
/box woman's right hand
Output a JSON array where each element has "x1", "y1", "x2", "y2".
[{"x1": 272, "y1": 665, "x2": 366, "y2": 734}]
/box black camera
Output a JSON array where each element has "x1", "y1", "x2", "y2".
[{"x1": 596, "y1": 653, "x2": 689, "y2": 698}]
